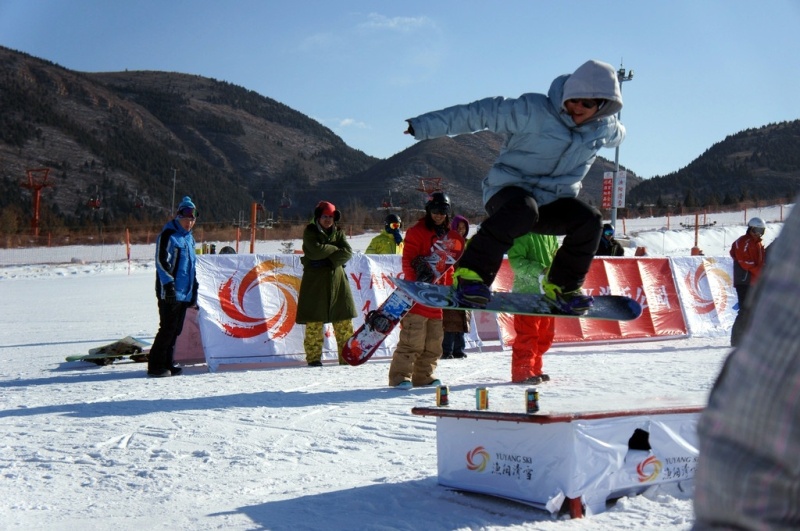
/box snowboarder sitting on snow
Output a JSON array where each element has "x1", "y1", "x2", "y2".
[
  {"x1": 149, "y1": 196, "x2": 200, "y2": 378},
  {"x1": 365, "y1": 213, "x2": 404, "y2": 255},
  {"x1": 596, "y1": 223, "x2": 625, "y2": 256},
  {"x1": 404, "y1": 59, "x2": 625, "y2": 315}
]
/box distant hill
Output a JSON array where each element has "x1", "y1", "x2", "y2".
[
  {"x1": 1, "y1": 45, "x2": 797, "y2": 238},
  {"x1": 0, "y1": 46, "x2": 377, "y2": 229},
  {"x1": 627, "y1": 120, "x2": 800, "y2": 211}
]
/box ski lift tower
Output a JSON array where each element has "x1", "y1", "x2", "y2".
[
  {"x1": 416, "y1": 177, "x2": 444, "y2": 200},
  {"x1": 20, "y1": 168, "x2": 54, "y2": 237}
]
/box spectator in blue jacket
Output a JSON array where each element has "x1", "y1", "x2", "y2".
[
  {"x1": 404, "y1": 60, "x2": 625, "y2": 315},
  {"x1": 148, "y1": 196, "x2": 199, "y2": 377}
]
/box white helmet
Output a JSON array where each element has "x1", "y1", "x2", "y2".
[{"x1": 748, "y1": 217, "x2": 766, "y2": 235}]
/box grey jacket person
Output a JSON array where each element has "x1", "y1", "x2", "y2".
[{"x1": 407, "y1": 60, "x2": 625, "y2": 207}]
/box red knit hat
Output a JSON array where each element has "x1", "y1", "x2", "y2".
[{"x1": 314, "y1": 201, "x2": 340, "y2": 221}]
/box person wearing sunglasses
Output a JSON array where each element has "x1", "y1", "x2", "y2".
[
  {"x1": 148, "y1": 196, "x2": 200, "y2": 377},
  {"x1": 388, "y1": 192, "x2": 452, "y2": 390},
  {"x1": 596, "y1": 223, "x2": 625, "y2": 257},
  {"x1": 365, "y1": 214, "x2": 404, "y2": 255},
  {"x1": 729, "y1": 217, "x2": 767, "y2": 347},
  {"x1": 404, "y1": 60, "x2": 624, "y2": 315},
  {"x1": 296, "y1": 201, "x2": 357, "y2": 366}
]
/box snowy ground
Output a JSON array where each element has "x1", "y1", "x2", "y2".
[{"x1": 0, "y1": 205, "x2": 789, "y2": 530}]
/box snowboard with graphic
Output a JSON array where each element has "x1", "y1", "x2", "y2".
[
  {"x1": 393, "y1": 278, "x2": 642, "y2": 321},
  {"x1": 65, "y1": 336, "x2": 151, "y2": 366},
  {"x1": 341, "y1": 230, "x2": 465, "y2": 366}
]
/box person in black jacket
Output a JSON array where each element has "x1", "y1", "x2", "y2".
[{"x1": 596, "y1": 224, "x2": 625, "y2": 256}]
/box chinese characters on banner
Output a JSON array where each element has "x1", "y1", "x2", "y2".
[
  {"x1": 602, "y1": 172, "x2": 613, "y2": 209},
  {"x1": 614, "y1": 170, "x2": 627, "y2": 208}
]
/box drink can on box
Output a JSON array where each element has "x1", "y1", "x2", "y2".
[
  {"x1": 526, "y1": 388, "x2": 540, "y2": 414},
  {"x1": 476, "y1": 387, "x2": 489, "y2": 410},
  {"x1": 436, "y1": 385, "x2": 449, "y2": 407}
]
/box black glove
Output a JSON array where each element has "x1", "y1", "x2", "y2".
[
  {"x1": 190, "y1": 280, "x2": 199, "y2": 307},
  {"x1": 411, "y1": 256, "x2": 435, "y2": 283},
  {"x1": 164, "y1": 283, "x2": 177, "y2": 303}
]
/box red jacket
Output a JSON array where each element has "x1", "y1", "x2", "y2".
[
  {"x1": 402, "y1": 217, "x2": 454, "y2": 319},
  {"x1": 730, "y1": 232, "x2": 765, "y2": 286}
]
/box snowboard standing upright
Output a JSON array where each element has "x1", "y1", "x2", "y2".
[
  {"x1": 341, "y1": 230, "x2": 465, "y2": 366},
  {"x1": 393, "y1": 277, "x2": 642, "y2": 321}
]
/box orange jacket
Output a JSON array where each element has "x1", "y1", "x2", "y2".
[
  {"x1": 402, "y1": 217, "x2": 454, "y2": 319},
  {"x1": 730, "y1": 232, "x2": 765, "y2": 286}
]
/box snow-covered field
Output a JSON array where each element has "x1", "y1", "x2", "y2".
[{"x1": 0, "y1": 205, "x2": 789, "y2": 530}]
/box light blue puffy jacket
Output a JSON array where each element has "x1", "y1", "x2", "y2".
[{"x1": 408, "y1": 60, "x2": 625, "y2": 206}]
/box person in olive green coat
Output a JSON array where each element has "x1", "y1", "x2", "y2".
[{"x1": 296, "y1": 201, "x2": 357, "y2": 366}]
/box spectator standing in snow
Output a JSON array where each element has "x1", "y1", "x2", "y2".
[
  {"x1": 365, "y1": 214, "x2": 404, "y2": 255},
  {"x1": 148, "y1": 196, "x2": 199, "y2": 377},
  {"x1": 508, "y1": 233, "x2": 559, "y2": 384},
  {"x1": 595, "y1": 223, "x2": 625, "y2": 256},
  {"x1": 296, "y1": 201, "x2": 357, "y2": 366},
  {"x1": 729, "y1": 217, "x2": 766, "y2": 347},
  {"x1": 442, "y1": 215, "x2": 471, "y2": 359},
  {"x1": 404, "y1": 59, "x2": 624, "y2": 315},
  {"x1": 693, "y1": 201, "x2": 800, "y2": 530},
  {"x1": 388, "y1": 193, "x2": 453, "y2": 389}
]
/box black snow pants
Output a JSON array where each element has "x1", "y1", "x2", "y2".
[
  {"x1": 457, "y1": 186, "x2": 603, "y2": 292},
  {"x1": 148, "y1": 299, "x2": 189, "y2": 372},
  {"x1": 730, "y1": 284, "x2": 752, "y2": 347}
]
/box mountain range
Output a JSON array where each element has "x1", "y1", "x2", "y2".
[{"x1": 1, "y1": 45, "x2": 798, "y2": 234}]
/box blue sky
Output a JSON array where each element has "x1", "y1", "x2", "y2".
[{"x1": 1, "y1": 0, "x2": 799, "y2": 179}]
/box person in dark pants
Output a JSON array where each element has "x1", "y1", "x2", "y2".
[
  {"x1": 729, "y1": 217, "x2": 766, "y2": 347},
  {"x1": 404, "y1": 59, "x2": 625, "y2": 315},
  {"x1": 148, "y1": 196, "x2": 199, "y2": 377}
]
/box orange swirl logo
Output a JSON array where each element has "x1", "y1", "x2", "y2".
[
  {"x1": 466, "y1": 446, "x2": 490, "y2": 472},
  {"x1": 636, "y1": 455, "x2": 663, "y2": 482},
  {"x1": 217, "y1": 260, "x2": 301, "y2": 339},
  {"x1": 684, "y1": 258, "x2": 732, "y2": 315}
]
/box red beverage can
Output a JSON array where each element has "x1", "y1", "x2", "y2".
[
  {"x1": 436, "y1": 385, "x2": 449, "y2": 407},
  {"x1": 526, "y1": 388, "x2": 540, "y2": 414},
  {"x1": 476, "y1": 387, "x2": 489, "y2": 410}
]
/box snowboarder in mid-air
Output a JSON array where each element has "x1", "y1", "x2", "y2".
[{"x1": 404, "y1": 59, "x2": 625, "y2": 315}]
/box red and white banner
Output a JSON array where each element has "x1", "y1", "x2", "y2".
[
  {"x1": 195, "y1": 254, "x2": 482, "y2": 371},
  {"x1": 194, "y1": 254, "x2": 709, "y2": 370},
  {"x1": 495, "y1": 257, "x2": 688, "y2": 348},
  {"x1": 669, "y1": 256, "x2": 736, "y2": 337}
]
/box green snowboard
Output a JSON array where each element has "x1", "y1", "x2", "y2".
[{"x1": 66, "y1": 336, "x2": 151, "y2": 366}]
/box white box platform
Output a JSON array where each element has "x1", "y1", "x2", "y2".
[{"x1": 411, "y1": 406, "x2": 702, "y2": 518}]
